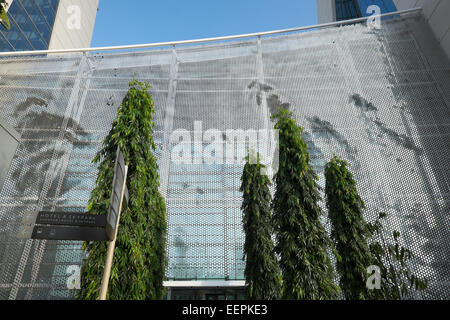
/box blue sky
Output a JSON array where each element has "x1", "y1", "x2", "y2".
[{"x1": 91, "y1": 0, "x2": 318, "y2": 47}]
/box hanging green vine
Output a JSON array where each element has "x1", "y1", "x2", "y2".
[
  {"x1": 325, "y1": 155, "x2": 373, "y2": 300},
  {"x1": 0, "y1": 0, "x2": 10, "y2": 30},
  {"x1": 77, "y1": 79, "x2": 167, "y2": 300},
  {"x1": 271, "y1": 108, "x2": 339, "y2": 300},
  {"x1": 240, "y1": 153, "x2": 282, "y2": 300}
]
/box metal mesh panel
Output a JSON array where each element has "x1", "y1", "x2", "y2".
[{"x1": 0, "y1": 13, "x2": 449, "y2": 299}]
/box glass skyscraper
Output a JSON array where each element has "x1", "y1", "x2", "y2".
[
  {"x1": 335, "y1": 0, "x2": 397, "y2": 21},
  {"x1": 0, "y1": 0, "x2": 59, "y2": 51}
]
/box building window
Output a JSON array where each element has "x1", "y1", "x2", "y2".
[
  {"x1": 357, "y1": 0, "x2": 397, "y2": 16},
  {"x1": 335, "y1": 0, "x2": 361, "y2": 21},
  {"x1": 0, "y1": 0, "x2": 59, "y2": 51},
  {"x1": 335, "y1": 0, "x2": 397, "y2": 21}
]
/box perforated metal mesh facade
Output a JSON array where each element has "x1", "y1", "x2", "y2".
[{"x1": 0, "y1": 13, "x2": 449, "y2": 299}]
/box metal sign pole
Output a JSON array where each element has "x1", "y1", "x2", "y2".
[{"x1": 99, "y1": 164, "x2": 128, "y2": 300}]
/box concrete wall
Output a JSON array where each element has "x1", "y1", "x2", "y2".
[
  {"x1": 394, "y1": 0, "x2": 450, "y2": 61},
  {"x1": 317, "y1": 0, "x2": 450, "y2": 62},
  {"x1": 48, "y1": 0, "x2": 99, "y2": 50},
  {"x1": 317, "y1": 0, "x2": 336, "y2": 24},
  {"x1": 0, "y1": 116, "x2": 19, "y2": 193}
]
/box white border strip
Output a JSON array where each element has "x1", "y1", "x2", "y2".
[
  {"x1": 164, "y1": 280, "x2": 246, "y2": 288},
  {"x1": 0, "y1": 8, "x2": 422, "y2": 57}
]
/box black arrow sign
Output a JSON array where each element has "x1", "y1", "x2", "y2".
[
  {"x1": 23, "y1": 147, "x2": 128, "y2": 242},
  {"x1": 36, "y1": 211, "x2": 106, "y2": 227},
  {"x1": 31, "y1": 225, "x2": 108, "y2": 241},
  {"x1": 27, "y1": 211, "x2": 108, "y2": 241}
]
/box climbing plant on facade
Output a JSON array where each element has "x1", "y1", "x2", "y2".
[
  {"x1": 0, "y1": 0, "x2": 10, "y2": 30},
  {"x1": 240, "y1": 153, "x2": 282, "y2": 300},
  {"x1": 325, "y1": 155, "x2": 373, "y2": 300},
  {"x1": 367, "y1": 212, "x2": 428, "y2": 300},
  {"x1": 77, "y1": 79, "x2": 167, "y2": 300},
  {"x1": 271, "y1": 108, "x2": 339, "y2": 300}
]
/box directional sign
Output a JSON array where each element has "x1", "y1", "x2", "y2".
[
  {"x1": 31, "y1": 225, "x2": 108, "y2": 241},
  {"x1": 17, "y1": 211, "x2": 109, "y2": 241},
  {"x1": 36, "y1": 211, "x2": 106, "y2": 227},
  {"x1": 16, "y1": 147, "x2": 128, "y2": 244},
  {"x1": 105, "y1": 148, "x2": 128, "y2": 241},
  {"x1": 29, "y1": 211, "x2": 108, "y2": 241}
]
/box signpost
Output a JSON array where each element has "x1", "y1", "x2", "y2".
[
  {"x1": 16, "y1": 147, "x2": 129, "y2": 300},
  {"x1": 99, "y1": 148, "x2": 128, "y2": 300},
  {"x1": 105, "y1": 148, "x2": 128, "y2": 241}
]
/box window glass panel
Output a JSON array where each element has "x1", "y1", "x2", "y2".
[
  {"x1": 335, "y1": 0, "x2": 361, "y2": 21},
  {"x1": 49, "y1": 0, "x2": 59, "y2": 12},
  {"x1": 0, "y1": 31, "x2": 15, "y2": 51},
  {"x1": 357, "y1": 0, "x2": 397, "y2": 15},
  {"x1": 21, "y1": 0, "x2": 52, "y2": 43},
  {"x1": 0, "y1": 0, "x2": 60, "y2": 51},
  {"x1": 5, "y1": 0, "x2": 40, "y2": 49},
  {"x1": 35, "y1": 0, "x2": 57, "y2": 29}
]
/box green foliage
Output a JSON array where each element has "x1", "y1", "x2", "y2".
[
  {"x1": 324, "y1": 155, "x2": 373, "y2": 300},
  {"x1": 324, "y1": 156, "x2": 427, "y2": 300},
  {"x1": 77, "y1": 79, "x2": 167, "y2": 300},
  {"x1": 240, "y1": 153, "x2": 282, "y2": 300},
  {"x1": 367, "y1": 212, "x2": 428, "y2": 299},
  {"x1": 271, "y1": 108, "x2": 339, "y2": 300},
  {"x1": 0, "y1": 0, "x2": 10, "y2": 30}
]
